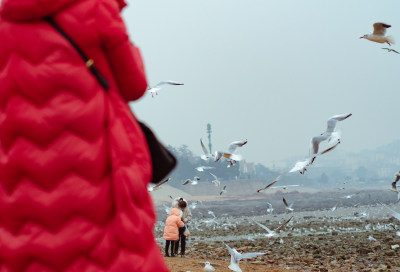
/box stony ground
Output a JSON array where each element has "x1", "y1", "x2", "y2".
[
  {"x1": 163, "y1": 256, "x2": 290, "y2": 272},
  {"x1": 154, "y1": 188, "x2": 400, "y2": 271}
]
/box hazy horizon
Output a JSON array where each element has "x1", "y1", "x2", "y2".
[{"x1": 121, "y1": 0, "x2": 400, "y2": 166}]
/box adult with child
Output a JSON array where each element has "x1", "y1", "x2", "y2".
[
  {"x1": 0, "y1": 0, "x2": 168, "y2": 271},
  {"x1": 172, "y1": 197, "x2": 193, "y2": 257},
  {"x1": 163, "y1": 207, "x2": 184, "y2": 257}
]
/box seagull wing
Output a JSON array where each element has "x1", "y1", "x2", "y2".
[
  {"x1": 327, "y1": 113, "x2": 352, "y2": 132},
  {"x1": 241, "y1": 252, "x2": 266, "y2": 259},
  {"x1": 310, "y1": 136, "x2": 323, "y2": 155},
  {"x1": 320, "y1": 139, "x2": 341, "y2": 155},
  {"x1": 380, "y1": 202, "x2": 400, "y2": 221},
  {"x1": 373, "y1": 22, "x2": 391, "y2": 36},
  {"x1": 200, "y1": 138, "x2": 210, "y2": 155},
  {"x1": 253, "y1": 220, "x2": 274, "y2": 234},
  {"x1": 154, "y1": 177, "x2": 171, "y2": 188},
  {"x1": 257, "y1": 180, "x2": 278, "y2": 193},
  {"x1": 224, "y1": 243, "x2": 237, "y2": 260},
  {"x1": 283, "y1": 197, "x2": 289, "y2": 208},
  {"x1": 183, "y1": 179, "x2": 190, "y2": 185},
  {"x1": 209, "y1": 172, "x2": 218, "y2": 180},
  {"x1": 274, "y1": 216, "x2": 293, "y2": 232},
  {"x1": 227, "y1": 139, "x2": 247, "y2": 153},
  {"x1": 154, "y1": 81, "x2": 184, "y2": 88},
  {"x1": 214, "y1": 151, "x2": 223, "y2": 162}
]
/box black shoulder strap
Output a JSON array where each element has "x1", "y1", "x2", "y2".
[{"x1": 45, "y1": 17, "x2": 110, "y2": 91}]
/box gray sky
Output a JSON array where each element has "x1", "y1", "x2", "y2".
[{"x1": 122, "y1": 0, "x2": 400, "y2": 166}]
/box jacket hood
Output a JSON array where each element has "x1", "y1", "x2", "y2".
[
  {"x1": 170, "y1": 208, "x2": 181, "y2": 217},
  {"x1": 0, "y1": 0, "x2": 127, "y2": 21}
]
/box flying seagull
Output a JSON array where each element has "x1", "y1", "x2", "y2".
[
  {"x1": 182, "y1": 176, "x2": 200, "y2": 185},
  {"x1": 283, "y1": 197, "x2": 294, "y2": 212},
  {"x1": 382, "y1": 47, "x2": 400, "y2": 54},
  {"x1": 270, "y1": 185, "x2": 300, "y2": 190},
  {"x1": 219, "y1": 185, "x2": 227, "y2": 196},
  {"x1": 253, "y1": 216, "x2": 293, "y2": 239},
  {"x1": 195, "y1": 166, "x2": 215, "y2": 172},
  {"x1": 214, "y1": 139, "x2": 247, "y2": 165},
  {"x1": 209, "y1": 172, "x2": 221, "y2": 187},
  {"x1": 310, "y1": 113, "x2": 352, "y2": 156},
  {"x1": 257, "y1": 114, "x2": 349, "y2": 193},
  {"x1": 224, "y1": 243, "x2": 266, "y2": 272},
  {"x1": 148, "y1": 80, "x2": 184, "y2": 97},
  {"x1": 360, "y1": 22, "x2": 394, "y2": 46}
]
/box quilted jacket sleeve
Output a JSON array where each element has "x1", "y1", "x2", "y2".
[{"x1": 96, "y1": 0, "x2": 147, "y2": 101}]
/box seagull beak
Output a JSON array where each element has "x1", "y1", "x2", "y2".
[{"x1": 359, "y1": 36, "x2": 364, "y2": 39}]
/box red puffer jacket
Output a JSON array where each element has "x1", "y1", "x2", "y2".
[{"x1": 0, "y1": 0, "x2": 168, "y2": 271}]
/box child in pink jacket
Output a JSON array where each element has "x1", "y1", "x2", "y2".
[{"x1": 163, "y1": 208, "x2": 184, "y2": 257}]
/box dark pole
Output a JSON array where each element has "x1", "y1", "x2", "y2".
[{"x1": 207, "y1": 123, "x2": 212, "y2": 154}]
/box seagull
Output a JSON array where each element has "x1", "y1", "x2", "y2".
[
  {"x1": 224, "y1": 243, "x2": 266, "y2": 272},
  {"x1": 341, "y1": 194, "x2": 356, "y2": 199},
  {"x1": 214, "y1": 139, "x2": 247, "y2": 165},
  {"x1": 203, "y1": 210, "x2": 217, "y2": 225},
  {"x1": 189, "y1": 202, "x2": 198, "y2": 210},
  {"x1": 195, "y1": 166, "x2": 215, "y2": 172},
  {"x1": 183, "y1": 176, "x2": 200, "y2": 185},
  {"x1": 208, "y1": 210, "x2": 216, "y2": 218},
  {"x1": 220, "y1": 185, "x2": 227, "y2": 196},
  {"x1": 200, "y1": 138, "x2": 214, "y2": 161},
  {"x1": 147, "y1": 177, "x2": 171, "y2": 192},
  {"x1": 291, "y1": 137, "x2": 342, "y2": 175},
  {"x1": 368, "y1": 235, "x2": 377, "y2": 242},
  {"x1": 147, "y1": 80, "x2": 184, "y2": 97},
  {"x1": 257, "y1": 116, "x2": 346, "y2": 193},
  {"x1": 310, "y1": 113, "x2": 352, "y2": 157},
  {"x1": 209, "y1": 172, "x2": 221, "y2": 187},
  {"x1": 283, "y1": 197, "x2": 294, "y2": 212},
  {"x1": 203, "y1": 261, "x2": 215, "y2": 271},
  {"x1": 331, "y1": 204, "x2": 338, "y2": 212},
  {"x1": 253, "y1": 216, "x2": 293, "y2": 239},
  {"x1": 267, "y1": 202, "x2": 274, "y2": 214},
  {"x1": 270, "y1": 185, "x2": 300, "y2": 190},
  {"x1": 382, "y1": 47, "x2": 400, "y2": 54},
  {"x1": 360, "y1": 23, "x2": 394, "y2": 46},
  {"x1": 163, "y1": 204, "x2": 172, "y2": 215}
]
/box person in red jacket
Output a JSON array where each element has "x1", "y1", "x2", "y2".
[
  {"x1": 163, "y1": 208, "x2": 184, "y2": 257},
  {"x1": 0, "y1": 0, "x2": 168, "y2": 271}
]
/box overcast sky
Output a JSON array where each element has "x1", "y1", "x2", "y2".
[{"x1": 121, "y1": 0, "x2": 400, "y2": 166}]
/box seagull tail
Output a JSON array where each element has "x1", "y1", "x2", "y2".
[{"x1": 387, "y1": 36, "x2": 395, "y2": 45}]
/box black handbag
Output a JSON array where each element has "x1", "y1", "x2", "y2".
[{"x1": 46, "y1": 17, "x2": 177, "y2": 184}]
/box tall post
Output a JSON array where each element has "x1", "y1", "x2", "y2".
[{"x1": 206, "y1": 123, "x2": 212, "y2": 154}]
